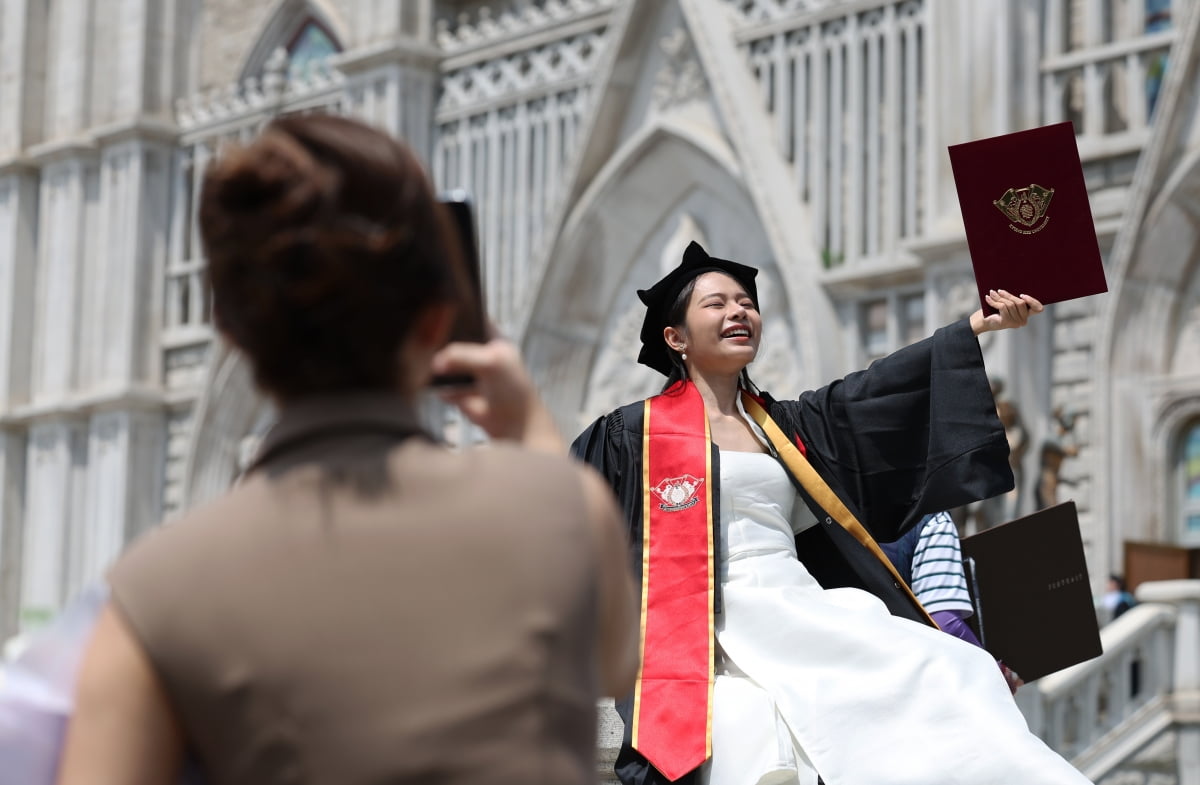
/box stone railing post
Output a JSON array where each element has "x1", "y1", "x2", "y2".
[{"x1": 1136, "y1": 580, "x2": 1200, "y2": 785}]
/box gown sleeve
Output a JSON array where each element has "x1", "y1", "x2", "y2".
[
  {"x1": 571, "y1": 410, "x2": 624, "y2": 489},
  {"x1": 570, "y1": 407, "x2": 647, "y2": 576},
  {"x1": 775, "y1": 318, "x2": 1013, "y2": 542}
]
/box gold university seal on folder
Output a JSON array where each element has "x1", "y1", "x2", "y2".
[{"x1": 993, "y1": 184, "x2": 1055, "y2": 235}]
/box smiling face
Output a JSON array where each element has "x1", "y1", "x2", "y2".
[{"x1": 663, "y1": 271, "x2": 761, "y2": 378}]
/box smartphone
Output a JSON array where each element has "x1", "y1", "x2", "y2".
[{"x1": 430, "y1": 190, "x2": 487, "y2": 387}]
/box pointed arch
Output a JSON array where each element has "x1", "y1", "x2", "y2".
[
  {"x1": 1096, "y1": 0, "x2": 1200, "y2": 559},
  {"x1": 237, "y1": 0, "x2": 349, "y2": 81},
  {"x1": 522, "y1": 119, "x2": 806, "y2": 433},
  {"x1": 179, "y1": 341, "x2": 272, "y2": 510}
]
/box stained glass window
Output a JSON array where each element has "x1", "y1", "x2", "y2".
[
  {"x1": 1184, "y1": 420, "x2": 1200, "y2": 536},
  {"x1": 1145, "y1": 0, "x2": 1171, "y2": 118},
  {"x1": 288, "y1": 20, "x2": 340, "y2": 80}
]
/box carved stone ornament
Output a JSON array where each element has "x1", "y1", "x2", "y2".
[
  {"x1": 748, "y1": 323, "x2": 804, "y2": 397},
  {"x1": 436, "y1": 0, "x2": 617, "y2": 55},
  {"x1": 437, "y1": 32, "x2": 606, "y2": 116},
  {"x1": 652, "y1": 27, "x2": 708, "y2": 111},
  {"x1": 581, "y1": 299, "x2": 660, "y2": 426},
  {"x1": 726, "y1": 0, "x2": 840, "y2": 26}
]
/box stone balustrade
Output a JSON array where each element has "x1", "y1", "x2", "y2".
[
  {"x1": 591, "y1": 581, "x2": 1200, "y2": 784},
  {"x1": 1020, "y1": 580, "x2": 1200, "y2": 784},
  {"x1": 175, "y1": 48, "x2": 344, "y2": 135}
]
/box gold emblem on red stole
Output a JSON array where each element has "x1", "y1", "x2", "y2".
[
  {"x1": 994, "y1": 184, "x2": 1055, "y2": 235},
  {"x1": 650, "y1": 475, "x2": 704, "y2": 511}
]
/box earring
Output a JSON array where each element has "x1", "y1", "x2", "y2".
[{"x1": 681, "y1": 351, "x2": 688, "y2": 361}]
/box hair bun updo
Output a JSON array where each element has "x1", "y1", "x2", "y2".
[
  {"x1": 199, "y1": 114, "x2": 468, "y2": 400},
  {"x1": 202, "y1": 129, "x2": 338, "y2": 233}
]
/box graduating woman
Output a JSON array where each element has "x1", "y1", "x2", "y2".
[{"x1": 572, "y1": 242, "x2": 1091, "y2": 785}]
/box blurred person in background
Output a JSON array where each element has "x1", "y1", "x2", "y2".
[{"x1": 1102, "y1": 574, "x2": 1138, "y2": 623}]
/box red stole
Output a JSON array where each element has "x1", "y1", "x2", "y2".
[{"x1": 632, "y1": 380, "x2": 714, "y2": 781}]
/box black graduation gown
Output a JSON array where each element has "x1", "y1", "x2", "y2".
[{"x1": 570, "y1": 319, "x2": 1014, "y2": 785}]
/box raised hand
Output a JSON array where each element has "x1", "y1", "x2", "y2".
[{"x1": 970, "y1": 290, "x2": 1045, "y2": 335}]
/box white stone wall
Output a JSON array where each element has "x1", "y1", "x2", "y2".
[
  {"x1": 198, "y1": 0, "x2": 282, "y2": 89},
  {"x1": 0, "y1": 3, "x2": 1196, "y2": 780},
  {"x1": 0, "y1": 0, "x2": 199, "y2": 630},
  {"x1": 0, "y1": 0, "x2": 1192, "y2": 657}
]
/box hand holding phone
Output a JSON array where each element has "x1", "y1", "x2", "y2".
[{"x1": 432, "y1": 337, "x2": 564, "y2": 453}]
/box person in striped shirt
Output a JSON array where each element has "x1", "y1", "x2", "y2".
[{"x1": 882, "y1": 511, "x2": 1022, "y2": 692}]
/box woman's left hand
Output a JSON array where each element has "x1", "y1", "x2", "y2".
[
  {"x1": 970, "y1": 290, "x2": 1044, "y2": 336},
  {"x1": 999, "y1": 661, "x2": 1024, "y2": 696}
]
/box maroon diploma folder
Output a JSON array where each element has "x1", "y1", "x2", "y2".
[{"x1": 948, "y1": 122, "x2": 1107, "y2": 313}]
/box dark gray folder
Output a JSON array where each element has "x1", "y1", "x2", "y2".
[{"x1": 960, "y1": 501, "x2": 1103, "y2": 681}]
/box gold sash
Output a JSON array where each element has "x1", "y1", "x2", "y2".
[{"x1": 741, "y1": 392, "x2": 936, "y2": 628}]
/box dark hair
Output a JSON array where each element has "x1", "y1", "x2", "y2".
[
  {"x1": 199, "y1": 114, "x2": 468, "y2": 400},
  {"x1": 660, "y1": 274, "x2": 760, "y2": 394}
]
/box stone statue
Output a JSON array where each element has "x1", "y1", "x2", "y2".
[
  {"x1": 993, "y1": 378, "x2": 1028, "y2": 520},
  {"x1": 963, "y1": 378, "x2": 1028, "y2": 532},
  {"x1": 1035, "y1": 406, "x2": 1078, "y2": 509}
]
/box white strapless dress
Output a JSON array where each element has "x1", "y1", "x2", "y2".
[{"x1": 701, "y1": 450, "x2": 1091, "y2": 785}]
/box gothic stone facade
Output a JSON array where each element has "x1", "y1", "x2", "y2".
[{"x1": 1, "y1": 0, "x2": 1199, "y2": 658}]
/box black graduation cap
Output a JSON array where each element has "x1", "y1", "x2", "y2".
[{"x1": 637, "y1": 241, "x2": 760, "y2": 376}]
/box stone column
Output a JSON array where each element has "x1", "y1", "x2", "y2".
[
  {"x1": 0, "y1": 430, "x2": 26, "y2": 643},
  {"x1": 29, "y1": 151, "x2": 95, "y2": 405},
  {"x1": 1137, "y1": 580, "x2": 1200, "y2": 785},
  {"x1": 68, "y1": 122, "x2": 173, "y2": 597},
  {"x1": 73, "y1": 408, "x2": 164, "y2": 601},
  {"x1": 923, "y1": 0, "x2": 1037, "y2": 232},
  {"x1": 19, "y1": 419, "x2": 87, "y2": 630},
  {"x1": 339, "y1": 46, "x2": 439, "y2": 164},
  {"x1": 0, "y1": 165, "x2": 37, "y2": 410},
  {"x1": 45, "y1": 0, "x2": 95, "y2": 139},
  {"x1": 352, "y1": 0, "x2": 434, "y2": 46},
  {"x1": 0, "y1": 0, "x2": 48, "y2": 155},
  {"x1": 341, "y1": 0, "x2": 439, "y2": 160},
  {"x1": 0, "y1": 164, "x2": 38, "y2": 644},
  {"x1": 79, "y1": 132, "x2": 172, "y2": 391},
  {"x1": 110, "y1": 0, "x2": 151, "y2": 120},
  {"x1": 95, "y1": 0, "x2": 177, "y2": 125}
]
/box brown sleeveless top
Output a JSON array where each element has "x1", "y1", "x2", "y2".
[{"x1": 109, "y1": 394, "x2": 604, "y2": 785}]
